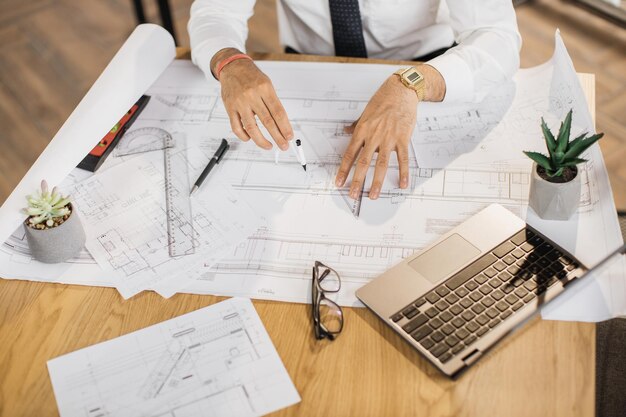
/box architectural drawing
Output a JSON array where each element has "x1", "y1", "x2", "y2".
[
  {"x1": 148, "y1": 119, "x2": 599, "y2": 307},
  {"x1": 1, "y1": 32, "x2": 623, "y2": 319},
  {"x1": 69, "y1": 139, "x2": 261, "y2": 298},
  {"x1": 47, "y1": 298, "x2": 300, "y2": 417},
  {"x1": 140, "y1": 37, "x2": 622, "y2": 317},
  {"x1": 139, "y1": 95, "x2": 218, "y2": 122},
  {"x1": 413, "y1": 81, "x2": 517, "y2": 166}
]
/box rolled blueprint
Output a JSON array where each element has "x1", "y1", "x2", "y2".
[{"x1": 0, "y1": 24, "x2": 176, "y2": 245}]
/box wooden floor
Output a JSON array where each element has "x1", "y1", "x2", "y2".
[{"x1": 0, "y1": 0, "x2": 624, "y2": 208}]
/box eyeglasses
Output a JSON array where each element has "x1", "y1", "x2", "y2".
[{"x1": 311, "y1": 261, "x2": 344, "y2": 340}]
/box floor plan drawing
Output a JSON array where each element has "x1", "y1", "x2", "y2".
[
  {"x1": 47, "y1": 298, "x2": 300, "y2": 417},
  {"x1": 69, "y1": 138, "x2": 261, "y2": 298}
]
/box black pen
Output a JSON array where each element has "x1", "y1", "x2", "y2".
[{"x1": 190, "y1": 138, "x2": 230, "y2": 196}]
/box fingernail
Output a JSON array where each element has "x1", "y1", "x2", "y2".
[
  {"x1": 350, "y1": 189, "x2": 357, "y2": 199},
  {"x1": 369, "y1": 186, "x2": 380, "y2": 199},
  {"x1": 280, "y1": 143, "x2": 288, "y2": 151},
  {"x1": 400, "y1": 176, "x2": 408, "y2": 188},
  {"x1": 335, "y1": 175, "x2": 345, "y2": 187}
]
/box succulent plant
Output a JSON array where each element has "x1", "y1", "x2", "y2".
[
  {"x1": 23, "y1": 180, "x2": 72, "y2": 228},
  {"x1": 524, "y1": 109, "x2": 603, "y2": 178}
]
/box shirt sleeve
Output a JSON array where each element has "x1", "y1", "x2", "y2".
[
  {"x1": 427, "y1": 0, "x2": 522, "y2": 103},
  {"x1": 187, "y1": 0, "x2": 257, "y2": 78}
]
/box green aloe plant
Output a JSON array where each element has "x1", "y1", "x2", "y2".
[
  {"x1": 524, "y1": 109, "x2": 603, "y2": 178},
  {"x1": 23, "y1": 180, "x2": 72, "y2": 228}
]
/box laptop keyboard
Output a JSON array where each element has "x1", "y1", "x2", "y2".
[{"x1": 390, "y1": 227, "x2": 583, "y2": 365}]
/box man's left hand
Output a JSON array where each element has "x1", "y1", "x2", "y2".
[{"x1": 335, "y1": 75, "x2": 418, "y2": 200}]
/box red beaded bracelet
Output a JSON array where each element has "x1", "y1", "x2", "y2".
[{"x1": 215, "y1": 53, "x2": 253, "y2": 80}]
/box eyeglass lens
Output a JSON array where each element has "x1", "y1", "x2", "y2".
[
  {"x1": 318, "y1": 298, "x2": 343, "y2": 333},
  {"x1": 317, "y1": 266, "x2": 340, "y2": 292}
]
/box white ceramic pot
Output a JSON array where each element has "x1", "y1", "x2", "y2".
[
  {"x1": 528, "y1": 162, "x2": 581, "y2": 220},
  {"x1": 24, "y1": 204, "x2": 86, "y2": 263}
]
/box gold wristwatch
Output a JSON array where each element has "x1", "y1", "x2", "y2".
[{"x1": 394, "y1": 67, "x2": 426, "y2": 101}]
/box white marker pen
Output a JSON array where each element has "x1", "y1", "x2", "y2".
[{"x1": 291, "y1": 139, "x2": 307, "y2": 171}]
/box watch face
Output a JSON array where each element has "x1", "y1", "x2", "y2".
[{"x1": 405, "y1": 70, "x2": 422, "y2": 85}]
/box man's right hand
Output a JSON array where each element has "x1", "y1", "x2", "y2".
[{"x1": 213, "y1": 48, "x2": 293, "y2": 151}]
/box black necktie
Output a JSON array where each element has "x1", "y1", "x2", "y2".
[{"x1": 328, "y1": 0, "x2": 368, "y2": 58}]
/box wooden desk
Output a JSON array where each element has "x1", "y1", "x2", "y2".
[{"x1": 0, "y1": 50, "x2": 595, "y2": 417}]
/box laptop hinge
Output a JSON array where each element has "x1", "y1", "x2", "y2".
[
  {"x1": 462, "y1": 349, "x2": 482, "y2": 366},
  {"x1": 561, "y1": 276, "x2": 578, "y2": 287}
]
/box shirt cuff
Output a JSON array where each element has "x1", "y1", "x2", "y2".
[{"x1": 427, "y1": 52, "x2": 475, "y2": 103}]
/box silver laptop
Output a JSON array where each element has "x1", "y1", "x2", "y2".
[{"x1": 356, "y1": 203, "x2": 625, "y2": 378}]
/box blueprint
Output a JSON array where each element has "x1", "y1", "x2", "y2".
[
  {"x1": 47, "y1": 297, "x2": 300, "y2": 417},
  {"x1": 1, "y1": 32, "x2": 623, "y2": 320},
  {"x1": 163, "y1": 32, "x2": 621, "y2": 320},
  {"x1": 68, "y1": 140, "x2": 261, "y2": 299}
]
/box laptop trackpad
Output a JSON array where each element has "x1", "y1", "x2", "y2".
[{"x1": 408, "y1": 233, "x2": 480, "y2": 284}]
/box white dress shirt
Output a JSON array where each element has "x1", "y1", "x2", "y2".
[{"x1": 188, "y1": 0, "x2": 521, "y2": 103}]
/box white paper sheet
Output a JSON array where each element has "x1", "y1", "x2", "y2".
[
  {"x1": 47, "y1": 297, "x2": 300, "y2": 417},
  {"x1": 0, "y1": 24, "x2": 175, "y2": 246},
  {"x1": 140, "y1": 33, "x2": 622, "y2": 320},
  {"x1": 68, "y1": 144, "x2": 261, "y2": 299},
  {"x1": 1, "y1": 30, "x2": 623, "y2": 320}
]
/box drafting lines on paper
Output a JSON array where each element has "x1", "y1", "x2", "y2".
[
  {"x1": 185, "y1": 120, "x2": 423, "y2": 217},
  {"x1": 69, "y1": 133, "x2": 261, "y2": 298},
  {"x1": 208, "y1": 227, "x2": 420, "y2": 283},
  {"x1": 189, "y1": 129, "x2": 592, "y2": 210},
  {"x1": 409, "y1": 82, "x2": 516, "y2": 165},
  {"x1": 70, "y1": 175, "x2": 171, "y2": 277},
  {"x1": 391, "y1": 165, "x2": 593, "y2": 207},
  {"x1": 212, "y1": 95, "x2": 368, "y2": 124},
  {"x1": 139, "y1": 95, "x2": 219, "y2": 122},
  {"x1": 199, "y1": 158, "x2": 595, "y2": 287},
  {"x1": 73, "y1": 177, "x2": 220, "y2": 278},
  {"x1": 139, "y1": 92, "x2": 369, "y2": 125},
  {"x1": 47, "y1": 299, "x2": 299, "y2": 417},
  {"x1": 138, "y1": 311, "x2": 260, "y2": 403}
]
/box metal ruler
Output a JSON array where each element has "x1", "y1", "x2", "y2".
[{"x1": 163, "y1": 133, "x2": 196, "y2": 257}]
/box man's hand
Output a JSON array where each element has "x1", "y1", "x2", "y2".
[
  {"x1": 335, "y1": 75, "x2": 417, "y2": 200},
  {"x1": 335, "y1": 64, "x2": 445, "y2": 200},
  {"x1": 214, "y1": 48, "x2": 293, "y2": 150}
]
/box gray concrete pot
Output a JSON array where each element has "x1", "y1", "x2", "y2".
[
  {"x1": 528, "y1": 163, "x2": 581, "y2": 221},
  {"x1": 24, "y1": 204, "x2": 86, "y2": 263}
]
